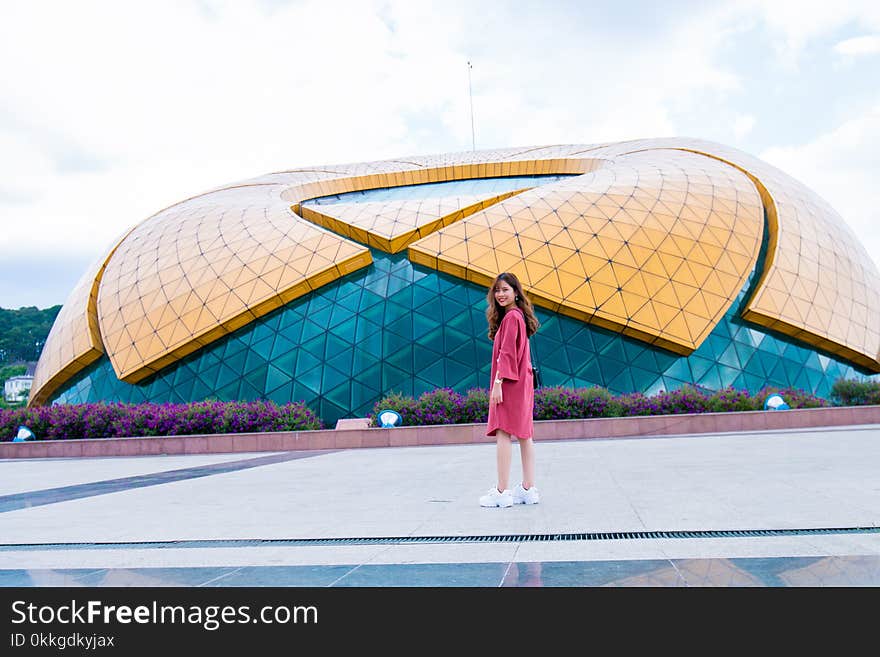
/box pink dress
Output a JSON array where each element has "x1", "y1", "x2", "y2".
[{"x1": 486, "y1": 307, "x2": 534, "y2": 439}]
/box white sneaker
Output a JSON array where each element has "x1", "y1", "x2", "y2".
[
  {"x1": 512, "y1": 483, "x2": 540, "y2": 505},
  {"x1": 479, "y1": 487, "x2": 513, "y2": 508}
]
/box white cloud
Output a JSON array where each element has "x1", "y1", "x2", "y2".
[
  {"x1": 742, "y1": 0, "x2": 880, "y2": 68},
  {"x1": 733, "y1": 114, "x2": 756, "y2": 140},
  {"x1": 1, "y1": 0, "x2": 879, "y2": 308},
  {"x1": 834, "y1": 34, "x2": 880, "y2": 57},
  {"x1": 0, "y1": 0, "x2": 749, "y2": 304},
  {"x1": 760, "y1": 102, "x2": 880, "y2": 272},
  {"x1": 0, "y1": 129, "x2": 55, "y2": 209}
]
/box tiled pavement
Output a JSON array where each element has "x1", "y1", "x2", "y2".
[{"x1": 1, "y1": 426, "x2": 879, "y2": 587}]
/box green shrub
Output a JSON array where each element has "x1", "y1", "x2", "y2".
[
  {"x1": 460, "y1": 388, "x2": 489, "y2": 423},
  {"x1": 707, "y1": 387, "x2": 760, "y2": 412},
  {"x1": 830, "y1": 378, "x2": 880, "y2": 406},
  {"x1": 414, "y1": 388, "x2": 465, "y2": 425},
  {"x1": 371, "y1": 390, "x2": 419, "y2": 426},
  {"x1": 367, "y1": 383, "x2": 836, "y2": 427},
  {"x1": 754, "y1": 386, "x2": 828, "y2": 409},
  {"x1": 1, "y1": 401, "x2": 322, "y2": 442},
  {"x1": 534, "y1": 386, "x2": 619, "y2": 419}
]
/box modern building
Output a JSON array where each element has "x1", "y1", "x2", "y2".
[
  {"x1": 5, "y1": 375, "x2": 33, "y2": 404},
  {"x1": 30, "y1": 139, "x2": 880, "y2": 425}
]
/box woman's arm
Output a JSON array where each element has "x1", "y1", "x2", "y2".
[{"x1": 490, "y1": 312, "x2": 523, "y2": 405}]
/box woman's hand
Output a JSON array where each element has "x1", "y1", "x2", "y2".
[{"x1": 490, "y1": 380, "x2": 503, "y2": 405}]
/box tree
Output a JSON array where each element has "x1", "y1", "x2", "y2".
[{"x1": 0, "y1": 305, "x2": 61, "y2": 364}]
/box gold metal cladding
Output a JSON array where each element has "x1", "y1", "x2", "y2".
[
  {"x1": 280, "y1": 158, "x2": 598, "y2": 206},
  {"x1": 722, "y1": 155, "x2": 880, "y2": 372},
  {"x1": 285, "y1": 158, "x2": 604, "y2": 255},
  {"x1": 95, "y1": 158, "x2": 597, "y2": 384},
  {"x1": 28, "y1": 231, "x2": 133, "y2": 407},
  {"x1": 608, "y1": 138, "x2": 880, "y2": 372},
  {"x1": 409, "y1": 149, "x2": 764, "y2": 354},
  {"x1": 740, "y1": 186, "x2": 880, "y2": 372},
  {"x1": 97, "y1": 185, "x2": 373, "y2": 384},
  {"x1": 298, "y1": 190, "x2": 528, "y2": 254},
  {"x1": 574, "y1": 139, "x2": 880, "y2": 371}
]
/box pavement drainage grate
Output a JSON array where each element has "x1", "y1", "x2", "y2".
[{"x1": 1, "y1": 526, "x2": 879, "y2": 551}]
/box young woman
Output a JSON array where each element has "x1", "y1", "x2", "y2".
[{"x1": 479, "y1": 272, "x2": 541, "y2": 508}]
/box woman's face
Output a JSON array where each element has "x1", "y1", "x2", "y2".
[{"x1": 494, "y1": 280, "x2": 516, "y2": 309}]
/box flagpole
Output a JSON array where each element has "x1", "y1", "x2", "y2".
[{"x1": 467, "y1": 60, "x2": 475, "y2": 151}]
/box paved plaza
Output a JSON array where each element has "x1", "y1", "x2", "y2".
[{"x1": 1, "y1": 425, "x2": 879, "y2": 586}]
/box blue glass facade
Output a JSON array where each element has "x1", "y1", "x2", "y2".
[
  {"x1": 301, "y1": 175, "x2": 574, "y2": 206},
  {"x1": 52, "y1": 248, "x2": 867, "y2": 426}
]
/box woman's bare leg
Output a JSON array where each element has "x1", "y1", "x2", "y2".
[
  {"x1": 519, "y1": 438, "x2": 535, "y2": 489},
  {"x1": 495, "y1": 430, "x2": 513, "y2": 491}
]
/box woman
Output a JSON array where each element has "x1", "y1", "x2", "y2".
[{"x1": 479, "y1": 272, "x2": 541, "y2": 508}]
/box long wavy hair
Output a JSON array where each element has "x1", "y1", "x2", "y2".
[{"x1": 486, "y1": 272, "x2": 540, "y2": 340}]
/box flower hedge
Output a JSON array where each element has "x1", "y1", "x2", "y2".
[
  {"x1": 371, "y1": 384, "x2": 833, "y2": 427},
  {"x1": 829, "y1": 378, "x2": 880, "y2": 406},
  {"x1": 5, "y1": 378, "x2": 876, "y2": 440},
  {"x1": 0, "y1": 400, "x2": 323, "y2": 442}
]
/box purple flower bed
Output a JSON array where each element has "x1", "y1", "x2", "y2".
[
  {"x1": 830, "y1": 378, "x2": 880, "y2": 406},
  {"x1": 6, "y1": 379, "x2": 865, "y2": 440},
  {"x1": 372, "y1": 388, "x2": 488, "y2": 427},
  {"x1": 533, "y1": 386, "x2": 618, "y2": 420},
  {"x1": 0, "y1": 400, "x2": 323, "y2": 442},
  {"x1": 371, "y1": 384, "x2": 830, "y2": 427}
]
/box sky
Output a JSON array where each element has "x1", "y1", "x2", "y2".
[{"x1": 1, "y1": 0, "x2": 879, "y2": 310}]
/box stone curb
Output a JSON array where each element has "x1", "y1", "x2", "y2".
[{"x1": 2, "y1": 405, "x2": 879, "y2": 459}]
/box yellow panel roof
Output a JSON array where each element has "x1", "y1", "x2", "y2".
[
  {"x1": 97, "y1": 185, "x2": 373, "y2": 383},
  {"x1": 300, "y1": 190, "x2": 527, "y2": 254},
  {"x1": 28, "y1": 228, "x2": 134, "y2": 406},
  {"x1": 409, "y1": 149, "x2": 763, "y2": 353}
]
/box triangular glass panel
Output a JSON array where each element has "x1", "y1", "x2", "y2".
[{"x1": 606, "y1": 367, "x2": 635, "y2": 394}]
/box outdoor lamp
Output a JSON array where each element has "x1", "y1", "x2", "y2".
[{"x1": 377, "y1": 410, "x2": 402, "y2": 428}]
